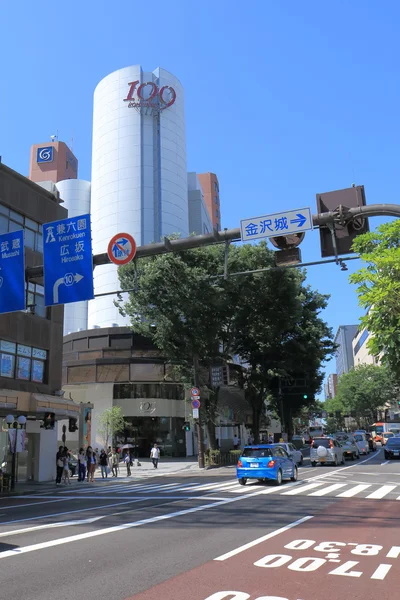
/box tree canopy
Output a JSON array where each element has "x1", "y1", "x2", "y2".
[
  {"x1": 117, "y1": 241, "x2": 335, "y2": 443},
  {"x1": 350, "y1": 220, "x2": 400, "y2": 379},
  {"x1": 98, "y1": 406, "x2": 126, "y2": 449}
]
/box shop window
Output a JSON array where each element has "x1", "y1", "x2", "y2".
[{"x1": 0, "y1": 340, "x2": 47, "y2": 383}]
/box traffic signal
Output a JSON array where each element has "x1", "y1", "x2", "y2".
[
  {"x1": 303, "y1": 394, "x2": 308, "y2": 399},
  {"x1": 68, "y1": 418, "x2": 78, "y2": 432},
  {"x1": 316, "y1": 185, "x2": 369, "y2": 257},
  {"x1": 43, "y1": 412, "x2": 55, "y2": 430},
  {"x1": 183, "y1": 421, "x2": 190, "y2": 431}
]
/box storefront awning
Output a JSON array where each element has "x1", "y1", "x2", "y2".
[{"x1": 31, "y1": 394, "x2": 80, "y2": 418}]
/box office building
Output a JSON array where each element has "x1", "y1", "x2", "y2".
[
  {"x1": 188, "y1": 172, "x2": 213, "y2": 234},
  {"x1": 334, "y1": 325, "x2": 358, "y2": 376},
  {"x1": 29, "y1": 140, "x2": 78, "y2": 184},
  {"x1": 197, "y1": 172, "x2": 221, "y2": 231},
  {"x1": 324, "y1": 373, "x2": 338, "y2": 400},
  {"x1": 0, "y1": 162, "x2": 80, "y2": 482}
]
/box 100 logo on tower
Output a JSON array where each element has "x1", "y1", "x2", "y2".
[{"x1": 124, "y1": 81, "x2": 176, "y2": 111}]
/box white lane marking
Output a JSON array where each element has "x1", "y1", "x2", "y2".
[
  {"x1": 0, "y1": 516, "x2": 105, "y2": 537},
  {"x1": 366, "y1": 485, "x2": 397, "y2": 499},
  {"x1": 0, "y1": 487, "x2": 307, "y2": 560},
  {"x1": 307, "y1": 484, "x2": 347, "y2": 497},
  {"x1": 371, "y1": 564, "x2": 392, "y2": 580},
  {"x1": 0, "y1": 498, "x2": 67, "y2": 511},
  {"x1": 302, "y1": 449, "x2": 381, "y2": 483},
  {"x1": 0, "y1": 498, "x2": 147, "y2": 526},
  {"x1": 172, "y1": 481, "x2": 238, "y2": 493},
  {"x1": 214, "y1": 515, "x2": 313, "y2": 561},
  {"x1": 380, "y1": 461, "x2": 390, "y2": 466},
  {"x1": 281, "y1": 482, "x2": 324, "y2": 496},
  {"x1": 337, "y1": 484, "x2": 372, "y2": 498}
]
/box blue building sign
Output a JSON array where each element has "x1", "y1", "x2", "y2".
[
  {"x1": 0, "y1": 230, "x2": 25, "y2": 314},
  {"x1": 240, "y1": 207, "x2": 313, "y2": 242},
  {"x1": 37, "y1": 146, "x2": 54, "y2": 163},
  {"x1": 43, "y1": 214, "x2": 94, "y2": 307}
]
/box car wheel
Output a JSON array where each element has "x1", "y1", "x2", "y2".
[
  {"x1": 341, "y1": 456, "x2": 345, "y2": 465},
  {"x1": 334, "y1": 455, "x2": 339, "y2": 466},
  {"x1": 238, "y1": 478, "x2": 247, "y2": 486},
  {"x1": 356, "y1": 452, "x2": 360, "y2": 459},
  {"x1": 311, "y1": 462, "x2": 317, "y2": 467},
  {"x1": 291, "y1": 466, "x2": 298, "y2": 482},
  {"x1": 275, "y1": 469, "x2": 283, "y2": 486},
  {"x1": 299, "y1": 456, "x2": 303, "y2": 466}
]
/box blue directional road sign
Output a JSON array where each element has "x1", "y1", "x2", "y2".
[
  {"x1": 240, "y1": 207, "x2": 313, "y2": 242},
  {"x1": 0, "y1": 230, "x2": 25, "y2": 314},
  {"x1": 43, "y1": 213, "x2": 94, "y2": 306}
]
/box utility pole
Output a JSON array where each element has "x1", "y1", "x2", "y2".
[{"x1": 193, "y1": 355, "x2": 205, "y2": 469}]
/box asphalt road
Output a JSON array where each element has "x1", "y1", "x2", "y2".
[{"x1": 0, "y1": 445, "x2": 399, "y2": 600}]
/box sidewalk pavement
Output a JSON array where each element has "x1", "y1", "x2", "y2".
[{"x1": 0, "y1": 457, "x2": 236, "y2": 497}]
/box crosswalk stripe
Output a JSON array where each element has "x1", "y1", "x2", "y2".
[
  {"x1": 173, "y1": 481, "x2": 237, "y2": 493},
  {"x1": 366, "y1": 485, "x2": 397, "y2": 499},
  {"x1": 281, "y1": 482, "x2": 324, "y2": 496},
  {"x1": 307, "y1": 484, "x2": 347, "y2": 497},
  {"x1": 337, "y1": 484, "x2": 372, "y2": 497}
]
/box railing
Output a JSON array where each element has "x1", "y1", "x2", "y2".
[{"x1": 204, "y1": 449, "x2": 242, "y2": 467}]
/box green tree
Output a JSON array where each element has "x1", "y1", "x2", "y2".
[
  {"x1": 350, "y1": 220, "x2": 400, "y2": 379},
  {"x1": 98, "y1": 407, "x2": 127, "y2": 449},
  {"x1": 334, "y1": 364, "x2": 396, "y2": 425}
]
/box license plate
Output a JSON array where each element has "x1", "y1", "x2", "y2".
[
  {"x1": 394, "y1": 451, "x2": 399, "y2": 456},
  {"x1": 250, "y1": 463, "x2": 259, "y2": 468}
]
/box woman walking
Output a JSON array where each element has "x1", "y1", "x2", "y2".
[
  {"x1": 86, "y1": 446, "x2": 97, "y2": 483},
  {"x1": 78, "y1": 447, "x2": 87, "y2": 482}
]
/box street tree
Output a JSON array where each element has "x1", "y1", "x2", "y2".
[
  {"x1": 332, "y1": 364, "x2": 397, "y2": 426},
  {"x1": 98, "y1": 406, "x2": 127, "y2": 449},
  {"x1": 350, "y1": 220, "x2": 400, "y2": 380}
]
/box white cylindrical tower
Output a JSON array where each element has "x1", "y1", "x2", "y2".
[
  {"x1": 88, "y1": 65, "x2": 188, "y2": 329},
  {"x1": 56, "y1": 179, "x2": 91, "y2": 334}
]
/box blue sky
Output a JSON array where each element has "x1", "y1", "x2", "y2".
[{"x1": 1, "y1": 0, "x2": 399, "y2": 390}]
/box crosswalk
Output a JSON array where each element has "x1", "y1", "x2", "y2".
[{"x1": 55, "y1": 478, "x2": 400, "y2": 501}]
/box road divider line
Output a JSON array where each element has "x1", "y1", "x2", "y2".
[{"x1": 214, "y1": 515, "x2": 313, "y2": 561}]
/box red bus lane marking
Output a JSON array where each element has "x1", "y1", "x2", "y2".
[{"x1": 124, "y1": 500, "x2": 400, "y2": 600}]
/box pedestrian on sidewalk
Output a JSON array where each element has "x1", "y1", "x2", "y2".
[
  {"x1": 110, "y1": 448, "x2": 119, "y2": 477},
  {"x1": 99, "y1": 449, "x2": 109, "y2": 478},
  {"x1": 62, "y1": 447, "x2": 71, "y2": 485},
  {"x1": 86, "y1": 446, "x2": 97, "y2": 482},
  {"x1": 150, "y1": 443, "x2": 160, "y2": 469},
  {"x1": 124, "y1": 452, "x2": 132, "y2": 476},
  {"x1": 78, "y1": 447, "x2": 87, "y2": 482},
  {"x1": 56, "y1": 446, "x2": 64, "y2": 486}
]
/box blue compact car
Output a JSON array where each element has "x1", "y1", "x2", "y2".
[{"x1": 236, "y1": 444, "x2": 298, "y2": 486}]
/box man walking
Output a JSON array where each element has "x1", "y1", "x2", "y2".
[{"x1": 150, "y1": 443, "x2": 160, "y2": 469}]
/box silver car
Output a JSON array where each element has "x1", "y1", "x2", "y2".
[
  {"x1": 310, "y1": 437, "x2": 344, "y2": 467},
  {"x1": 273, "y1": 443, "x2": 304, "y2": 465},
  {"x1": 354, "y1": 433, "x2": 369, "y2": 455},
  {"x1": 340, "y1": 437, "x2": 360, "y2": 460}
]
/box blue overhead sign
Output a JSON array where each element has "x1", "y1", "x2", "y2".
[
  {"x1": 240, "y1": 207, "x2": 313, "y2": 242},
  {"x1": 43, "y1": 213, "x2": 94, "y2": 307},
  {"x1": 0, "y1": 230, "x2": 25, "y2": 314}
]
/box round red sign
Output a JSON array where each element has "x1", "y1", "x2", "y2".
[{"x1": 107, "y1": 233, "x2": 137, "y2": 266}]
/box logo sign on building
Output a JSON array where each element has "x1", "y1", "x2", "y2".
[
  {"x1": 240, "y1": 207, "x2": 313, "y2": 242},
  {"x1": 43, "y1": 214, "x2": 94, "y2": 307},
  {"x1": 0, "y1": 230, "x2": 25, "y2": 314},
  {"x1": 37, "y1": 146, "x2": 54, "y2": 163},
  {"x1": 124, "y1": 81, "x2": 176, "y2": 112},
  {"x1": 108, "y1": 233, "x2": 137, "y2": 266}
]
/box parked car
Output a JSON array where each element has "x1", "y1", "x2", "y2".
[
  {"x1": 384, "y1": 437, "x2": 400, "y2": 460},
  {"x1": 273, "y1": 442, "x2": 304, "y2": 465},
  {"x1": 340, "y1": 438, "x2": 360, "y2": 460},
  {"x1": 310, "y1": 437, "x2": 344, "y2": 467},
  {"x1": 382, "y1": 432, "x2": 394, "y2": 446},
  {"x1": 236, "y1": 445, "x2": 298, "y2": 486},
  {"x1": 354, "y1": 433, "x2": 369, "y2": 455},
  {"x1": 365, "y1": 432, "x2": 377, "y2": 451}
]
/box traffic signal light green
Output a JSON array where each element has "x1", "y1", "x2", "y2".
[
  {"x1": 184, "y1": 421, "x2": 190, "y2": 431},
  {"x1": 303, "y1": 394, "x2": 308, "y2": 399}
]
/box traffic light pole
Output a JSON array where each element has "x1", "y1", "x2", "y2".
[{"x1": 193, "y1": 355, "x2": 205, "y2": 469}]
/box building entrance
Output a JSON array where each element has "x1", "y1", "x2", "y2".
[{"x1": 119, "y1": 416, "x2": 186, "y2": 457}]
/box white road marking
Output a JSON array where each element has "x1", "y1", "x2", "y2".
[
  {"x1": 281, "y1": 482, "x2": 324, "y2": 496},
  {"x1": 307, "y1": 484, "x2": 347, "y2": 496},
  {"x1": 0, "y1": 516, "x2": 105, "y2": 537},
  {"x1": 336, "y1": 484, "x2": 372, "y2": 498},
  {"x1": 366, "y1": 485, "x2": 397, "y2": 499},
  {"x1": 381, "y1": 461, "x2": 390, "y2": 466},
  {"x1": 0, "y1": 498, "x2": 67, "y2": 511},
  {"x1": 214, "y1": 515, "x2": 313, "y2": 561},
  {"x1": 371, "y1": 564, "x2": 392, "y2": 580},
  {"x1": 0, "y1": 489, "x2": 310, "y2": 560}
]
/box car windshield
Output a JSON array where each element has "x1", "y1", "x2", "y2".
[
  {"x1": 354, "y1": 434, "x2": 364, "y2": 441},
  {"x1": 313, "y1": 438, "x2": 330, "y2": 448},
  {"x1": 384, "y1": 433, "x2": 394, "y2": 438},
  {"x1": 242, "y1": 448, "x2": 273, "y2": 458}
]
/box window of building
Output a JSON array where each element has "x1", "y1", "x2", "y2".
[
  {"x1": 26, "y1": 282, "x2": 46, "y2": 318},
  {"x1": 214, "y1": 195, "x2": 219, "y2": 204},
  {"x1": 354, "y1": 329, "x2": 369, "y2": 356},
  {"x1": 0, "y1": 206, "x2": 43, "y2": 253},
  {"x1": 114, "y1": 383, "x2": 185, "y2": 400},
  {"x1": 214, "y1": 181, "x2": 219, "y2": 192},
  {"x1": 215, "y1": 208, "x2": 219, "y2": 217},
  {"x1": 0, "y1": 340, "x2": 47, "y2": 383}
]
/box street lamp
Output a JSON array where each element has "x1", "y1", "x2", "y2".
[{"x1": 5, "y1": 415, "x2": 27, "y2": 490}]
